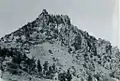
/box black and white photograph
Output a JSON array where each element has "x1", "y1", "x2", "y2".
[{"x1": 0, "y1": 0, "x2": 120, "y2": 81}]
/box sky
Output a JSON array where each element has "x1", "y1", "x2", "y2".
[{"x1": 0, "y1": 0, "x2": 119, "y2": 48}]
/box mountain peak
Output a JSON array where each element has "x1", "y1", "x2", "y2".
[
  {"x1": 37, "y1": 9, "x2": 71, "y2": 26},
  {"x1": 38, "y1": 9, "x2": 49, "y2": 20},
  {"x1": 41, "y1": 9, "x2": 48, "y2": 15},
  {"x1": 0, "y1": 9, "x2": 120, "y2": 81}
]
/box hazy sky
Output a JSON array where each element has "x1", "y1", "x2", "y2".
[{"x1": 0, "y1": 0, "x2": 119, "y2": 47}]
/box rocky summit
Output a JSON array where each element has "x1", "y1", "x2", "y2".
[{"x1": 0, "y1": 9, "x2": 120, "y2": 81}]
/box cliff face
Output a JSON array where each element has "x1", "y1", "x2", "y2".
[{"x1": 0, "y1": 9, "x2": 120, "y2": 81}]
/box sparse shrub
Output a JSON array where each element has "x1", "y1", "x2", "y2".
[
  {"x1": 98, "y1": 61, "x2": 101, "y2": 65},
  {"x1": 68, "y1": 47, "x2": 72, "y2": 53},
  {"x1": 48, "y1": 49, "x2": 53, "y2": 54}
]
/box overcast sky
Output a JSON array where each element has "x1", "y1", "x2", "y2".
[{"x1": 0, "y1": 0, "x2": 119, "y2": 48}]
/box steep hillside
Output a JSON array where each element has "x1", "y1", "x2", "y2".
[{"x1": 0, "y1": 9, "x2": 120, "y2": 81}]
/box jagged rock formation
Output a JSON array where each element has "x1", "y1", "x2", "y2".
[{"x1": 0, "y1": 9, "x2": 120, "y2": 81}]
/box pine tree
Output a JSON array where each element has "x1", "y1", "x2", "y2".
[
  {"x1": 0, "y1": 61, "x2": 4, "y2": 78},
  {"x1": 30, "y1": 57, "x2": 36, "y2": 71},
  {"x1": 88, "y1": 75, "x2": 92, "y2": 81},
  {"x1": 26, "y1": 56, "x2": 36, "y2": 73},
  {"x1": 52, "y1": 63, "x2": 56, "y2": 73},
  {"x1": 12, "y1": 53, "x2": 22, "y2": 64},
  {"x1": 37, "y1": 60, "x2": 42, "y2": 73},
  {"x1": 43, "y1": 61, "x2": 49, "y2": 75},
  {"x1": 66, "y1": 69, "x2": 72, "y2": 81},
  {"x1": 58, "y1": 72, "x2": 66, "y2": 81},
  {"x1": 46, "y1": 66, "x2": 52, "y2": 76}
]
